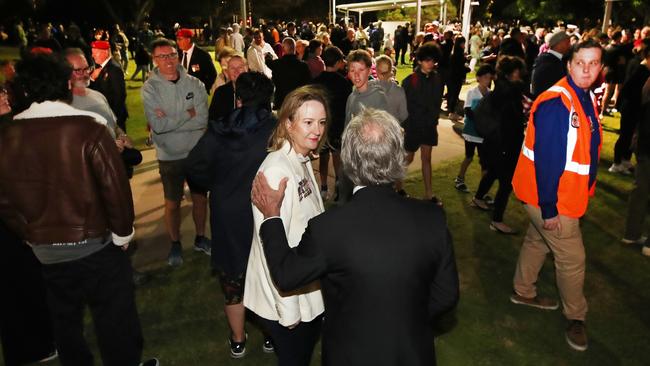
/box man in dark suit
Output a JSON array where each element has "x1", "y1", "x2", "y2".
[
  {"x1": 90, "y1": 40, "x2": 128, "y2": 131},
  {"x1": 176, "y1": 28, "x2": 217, "y2": 94},
  {"x1": 251, "y1": 107, "x2": 459, "y2": 366},
  {"x1": 531, "y1": 31, "x2": 571, "y2": 98},
  {"x1": 268, "y1": 37, "x2": 311, "y2": 109}
]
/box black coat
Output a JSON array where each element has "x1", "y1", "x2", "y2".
[
  {"x1": 531, "y1": 52, "x2": 566, "y2": 98},
  {"x1": 312, "y1": 71, "x2": 352, "y2": 146},
  {"x1": 90, "y1": 58, "x2": 128, "y2": 131},
  {"x1": 208, "y1": 81, "x2": 236, "y2": 122},
  {"x1": 259, "y1": 185, "x2": 459, "y2": 366},
  {"x1": 185, "y1": 106, "x2": 276, "y2": 274},
  {"x1": 181, "y1": 46, "x2": 217, "y2": 94},
  {"x1": 269, "y1": 54, "x2": 311, "y2": 108}
]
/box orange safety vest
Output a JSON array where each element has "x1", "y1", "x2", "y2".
[{"x1": 511, "y1": 77, "x2": 602, "y2": 218}]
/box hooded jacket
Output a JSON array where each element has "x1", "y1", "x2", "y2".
[
  {"x1": 142, "y1": 65, "x2": 208, "y2": 161},
  {"x1": 344, "y1": 82, "x2": 388, "y2": 126},
  {"x1": 370, "y1": 79, "x2": 408, "y2": 123}
]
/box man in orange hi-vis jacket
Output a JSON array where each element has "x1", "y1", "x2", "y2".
[{"x1": 510, "y1": 39, "x2": 604, "y2": 353}]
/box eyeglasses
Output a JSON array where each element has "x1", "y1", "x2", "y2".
[
  {"x1": 154, "y1": 52, "x2": 178, "y2": 60},
  {"x1": 72, "y1": 66, "x2": 94, "y2": 74}
]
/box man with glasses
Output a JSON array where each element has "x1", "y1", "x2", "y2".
[
  {"x1": 65, "y1": 48, "x2": 117, "y2": 137},
  {"x1": 89, "y1": 40, "x2": 129, "y2": 132},
  {"x1": 142, "y1": 38, "x2": 210, "y2": 267}
]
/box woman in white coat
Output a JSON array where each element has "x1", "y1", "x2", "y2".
[{"x1": 244, "y1": 85, "x2": 328, "y2": 366}]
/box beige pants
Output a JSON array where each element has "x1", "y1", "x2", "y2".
[{"x1": 513, "y1": 204, "x2": 588, "y2": 321}]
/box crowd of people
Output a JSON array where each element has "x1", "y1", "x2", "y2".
[{"x1": 1, "y1": 13, "x2": 650, "y2": 366}]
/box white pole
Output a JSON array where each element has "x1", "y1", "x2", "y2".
[
  {"x1": 461, "y1": 0, "x2": 472, "y2": 40},
  {"x1": 416, "y1": 0, "x2": 422, "y2": 32},
  {"x1": 602, "y1": 0, "x2": 613, "y2": 33},
  {"x1": 332, "y1": 0, "x2": 336, "y2": 25}
]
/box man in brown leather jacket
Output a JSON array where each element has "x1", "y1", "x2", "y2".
[{"x1": 0, "y1": 54, "x2": 156, "y2": 366}]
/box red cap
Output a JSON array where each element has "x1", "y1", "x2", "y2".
[
  {"x1": 176, "y1": 28, "x2": 194, "y2": 39},
  {"x1": 91, "y1": 40, "x2": 110, "y2": 50},
  {"x1": 29, "y1": 47, "x2": 53, "y2": 55}
]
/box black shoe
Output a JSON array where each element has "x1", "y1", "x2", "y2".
[
  {"x1": 430, "y1": 195, "x2": 443, "y2": 207},
  {"x1": 397, "y1": 189, "x2": 409, "y2": 197},
  {"x1": 229, "y1": 334, "x2": 247, "y2": 359},
  {"x1": 133, "y1": 270, "x2": 150, "y2": 286},
  {"x1": 193, "y1": 235, "x2": 211, "y2": 256},
  {"x1": 262, "y1": 336, "x2": 274, "y2": 353}
]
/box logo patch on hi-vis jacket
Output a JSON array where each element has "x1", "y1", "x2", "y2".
[{"x1": 570, "y1": 112, "x2": 580, "y2": 128}]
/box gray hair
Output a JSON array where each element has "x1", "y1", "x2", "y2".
[
  {"x1": 341, "y1": 108, "x2": 407, "y2": 186},
  {"x1": 282, "y1": 37, "x2": 296, "y2": 54}
]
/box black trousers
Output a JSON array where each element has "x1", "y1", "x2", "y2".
[
  {"x1": 446, "y1": 78, "x2": 463, "y2": 115},
  {"x1": 614, "y1": 107, "x2": 636, "y2": 164},
  {"x1": 41, "y1": 243, "x2": 143, "y2": 366},
  {"x1": 258, "y1": 315, "x2": 322, "y2": 366},
  {"x1": 0, "y1": 224, "x2": 55, "y2": 366},
  {"x1": 475, "y1": 148, "x2": 519, "y2": 222}
]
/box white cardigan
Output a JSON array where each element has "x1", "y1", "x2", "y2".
[{"x1": 244, "y1": 141, "x2": 325, "y2": 327}]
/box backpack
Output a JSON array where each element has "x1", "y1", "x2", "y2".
[{"x1": 473, "y1": 91, "x2": 502, "y2": 143}]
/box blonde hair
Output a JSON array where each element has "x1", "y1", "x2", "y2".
[{"x1": 268, "y1": 85, "x2": 330, "y2": 154}]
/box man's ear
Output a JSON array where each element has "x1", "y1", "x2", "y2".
[{"x1": 68, "y1": 79, "x2": 72, "y2": 90}]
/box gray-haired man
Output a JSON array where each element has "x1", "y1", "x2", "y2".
[{"x1": 250, "y1": 108, "x2": 459, "y2": 366}]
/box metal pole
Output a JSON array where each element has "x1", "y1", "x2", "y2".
[
  {"x1": 332, "y1": 0, "x2": 336, "y2": 24},
  {"x1": 416, "y1": 0, "x2": 422, "y2": 32},
  {"x1": 241, "y1": 0, "x2": 247, "y2": 27},
  {"x1": 602, "y1": 0, "x2": 613, "y2": 33}
]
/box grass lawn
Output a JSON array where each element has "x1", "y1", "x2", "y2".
[{"x1": 1, "y1": 45, "x2": 649, "y2": 365}]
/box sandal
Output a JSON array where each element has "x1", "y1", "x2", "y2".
[
  {"x1": 471, "y1": 197, "x2": 490, "y2": 211},
  {"x1": 489, "y1": 222, "x2": 518, "y2": 235}
]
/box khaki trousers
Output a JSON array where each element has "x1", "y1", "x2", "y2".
[{"x1": 513, "y1": 204, "x2": 588, "y2": 321}]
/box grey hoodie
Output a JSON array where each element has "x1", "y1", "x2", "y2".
[
  {"x1": 142, "y1": 65, "x2": 208, "y2": 161},
  {"x1": 344, "y1": 82, "x2": 389, "y2": 126},
  {"x1": 369, "y1": 79, "x2": 408, "y2": 123}
]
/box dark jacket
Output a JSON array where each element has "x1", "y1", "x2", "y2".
[
  {"x1": 531, "y1": 52, "x2": 566, "y2": 98},
  {"x1": 269, "y1": 54, "x2": 311, "y2": 108},
  {"x1": 487, "y1": 78, "x2": 527, "y2": 158},
  {"x1": 637, "y1": 77, "x2": 650, "y2": 157},
  {"x1": 90, "y1": 58, "x2": 128, "y2": 131},
  {"x1": 259, "y1": 185, "x2": 459, "y2": 366},
  {"x1": 402, "y1": 67, "x2": 443, "y2": 128},
  {"x1": 181, "y1": 45, "x2": 218, "y2": 94},
  {"x1": 312, "y1": 71, "x2": 352, "y2": 147},
  {"x1": 0, "y1": 113, "x2": 134, "y2": 245},
  {"x1": 208, "y1": 81, "x2": 236, "y2": 122},
  {"x1": 185, "y1": 106, "x2": 276, "y2": 273}
]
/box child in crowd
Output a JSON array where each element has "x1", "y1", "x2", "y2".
[{"x1": 454, "y1": 64, "x2": 496, "y2": 192}]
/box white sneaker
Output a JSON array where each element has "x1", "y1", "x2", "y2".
[
  {"x1": 608, "y1": 163, "x2": 631, "y2": 175},
  {"x1": 621, "y1": 236, "x2": 647, "y2": 245},
  {"x1": 621, "y1": 160, "x2": 635, "y2": 170},
  {"x1": 642, "y1": 246, "x2": 650, "y2": 257}
]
